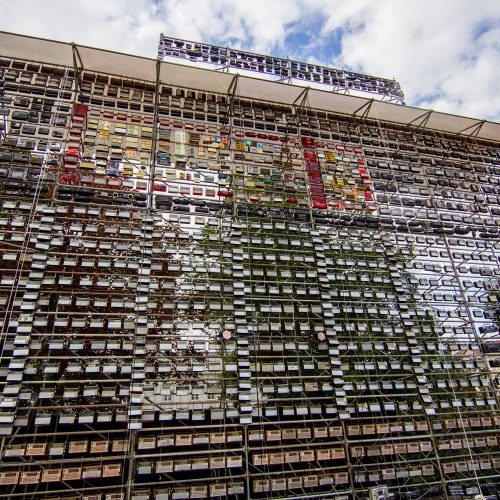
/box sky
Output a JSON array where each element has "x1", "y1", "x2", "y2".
[{"x1": 2, "y1": 0, "x2": 500, "y2": 121}]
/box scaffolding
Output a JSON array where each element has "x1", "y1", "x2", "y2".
[{"x1": 0, "y1": 31, "x2": 498, "y2": 500}]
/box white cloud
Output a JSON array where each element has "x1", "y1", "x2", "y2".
[
  {"x1": 1, "y1": 0, "x2": 499, "y2": 121},
  {"x1": 310, "y1": 0, "x2": 500, "y2": 120},
  {"x1": 1, "y1": 0, "x2": 163, "y2": 56},
  {"x1": 0, "y1": 0, "x2": 301, "y2": 56}
]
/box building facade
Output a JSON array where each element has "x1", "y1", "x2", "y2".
[{"x1": 0, "y1": 32, "x2": 499, "y2": 499}]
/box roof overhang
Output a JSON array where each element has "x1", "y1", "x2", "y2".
[{"x1": 1, "y1": 30, "x2": 499, "y2": 142}]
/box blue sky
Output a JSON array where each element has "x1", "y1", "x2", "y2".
[{"x1": 2, "y1": 0, "x2": 500, "y2": 121}]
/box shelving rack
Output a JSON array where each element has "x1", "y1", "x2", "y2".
[{"x1": 0, "y1": 31, "x2": 498, "y2": 500}]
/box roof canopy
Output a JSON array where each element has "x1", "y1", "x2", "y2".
[{"x1": 1, "y1": 31, "x2": 499, "y2": 142}]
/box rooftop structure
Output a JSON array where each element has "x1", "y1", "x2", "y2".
[{"x1": 158, "y1": 35, "x2": 406, "y2": 103}]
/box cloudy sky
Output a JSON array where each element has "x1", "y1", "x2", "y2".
[{"x1": 2, "y1": 0, "x2": 500, "y2": 121}]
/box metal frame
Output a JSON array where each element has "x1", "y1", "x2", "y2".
[{"x1": 0, "y1": 35, "x2": 498, "y2": 500}]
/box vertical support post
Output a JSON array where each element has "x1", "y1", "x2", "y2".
[{"x1": 147, "y1": 59, "x2": 162, "y2": 210}]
